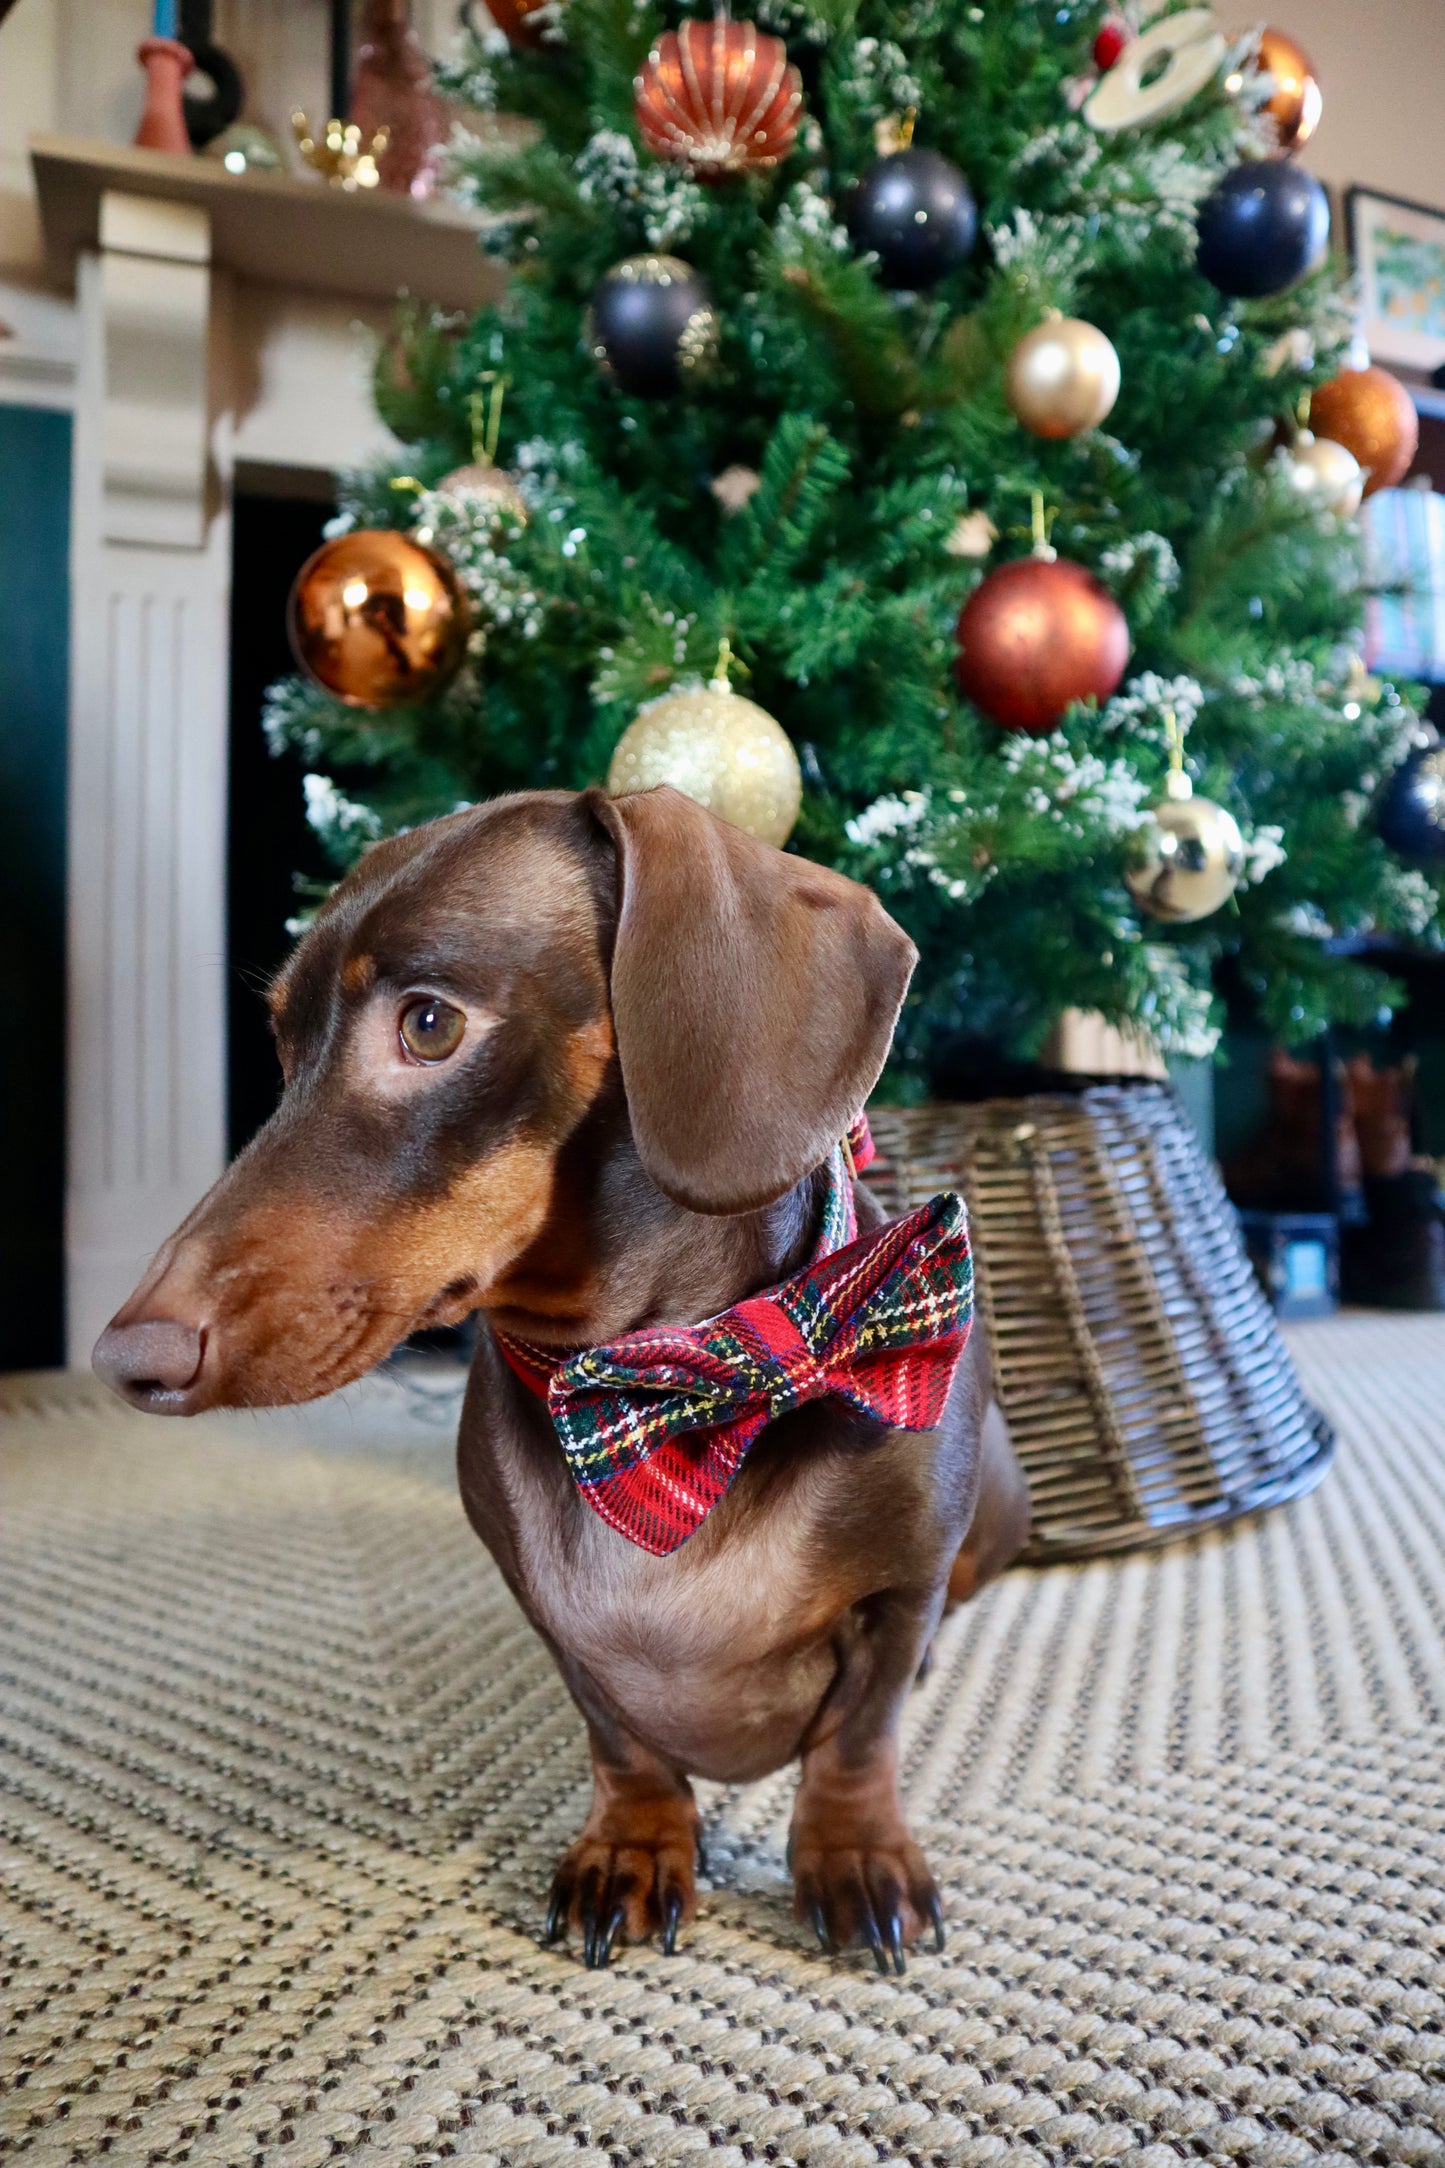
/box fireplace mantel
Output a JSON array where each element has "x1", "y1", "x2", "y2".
[
  {"x1": 32, "y1": 134, "x2": 493, "y2": 312},
  {"x1": 32, "y1": 137, "x2": 503, "y2": 1360}
]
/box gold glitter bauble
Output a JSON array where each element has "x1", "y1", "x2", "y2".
[
  {"x1": 1308, "y1": 365, "x2": 1419, "y2": 497},
  {"x1": 1006, "y1": 315, "x2": 1121, "y2": 438},
  {"x1": 287, "y1": 529, "x2": 470, "y2": 709},
  {"x1": 435, "y1": 462, "x2": 528, "y2": 523},
  {"x1": 1126, "y1": 780, "x2": 1245, "y2": 923},
  {"x1": 607, "y1": 686, "x2": 802, "y2": 847}
]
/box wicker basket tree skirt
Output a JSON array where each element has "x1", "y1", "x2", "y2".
[{"x1": 867, "y1": 1085, "x2": 1334, "y2": 1562}]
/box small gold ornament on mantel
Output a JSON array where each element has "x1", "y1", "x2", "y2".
[
  {"x1": 292, "y1": 111, "x2": 390, "y2": 189},
  {"x1": 1126, "y1": 711, "x2": 1244, "y2": 923},
  {"x1": 435, "y1": 379, "x2": 529, "y2": 524},
  {"x1": 607, "y1": 638, "x2": 803, "y2": 847}
]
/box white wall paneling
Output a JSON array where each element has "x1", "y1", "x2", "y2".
[{"x1": 66, "y1": 215, "x2": 230, "y2": 1360}]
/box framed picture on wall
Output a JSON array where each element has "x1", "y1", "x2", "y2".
[{"x1": 1348, "y1": 187, "x2": 1445, "y2": 374}]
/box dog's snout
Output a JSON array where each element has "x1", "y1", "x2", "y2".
[{"x1": 93, "y1": 1318, "x2": 206, "y2": 1412}]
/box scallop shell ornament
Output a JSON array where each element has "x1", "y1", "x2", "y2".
[{"x1": 635, "y1": 16, "x2": 803, "y2": 179}]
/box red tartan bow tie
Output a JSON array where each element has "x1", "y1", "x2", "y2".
[{"x1": 494, "y1": 1118, "x2": 973, "y2": 1556}]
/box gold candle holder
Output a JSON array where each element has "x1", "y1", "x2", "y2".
[{"x1": 291, "y1": 112, "x2": 390, "y2": 189}]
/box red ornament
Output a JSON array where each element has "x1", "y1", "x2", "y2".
[
  {"x1": 635, "y1": 17, "x2": 803, "y2": 178},
  {"x1": 955, "y1": 557, "x2": 1130, "y2": 733},
  {"x1": 1092, "y1": 17, "x2": 1130, "y2": 70}
]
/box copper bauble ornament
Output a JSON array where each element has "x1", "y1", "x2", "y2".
[
  {"x1": 1280, "y1": 430, "x2": 1363, "y2": 516},
  {"x1": 1308, "y1": 366, "x2": 1419, "y2": 497},
  {"x1": 436, "y1": 462, "x2": 528, "y2": 523},
  {"x1": 635, "y1": 16, "x2": 802, "y2": 178},
  {"x1": 288, "y1": 529, "x2": 471, "y2": 708},
  {"x1": 1127, "y1": 771, "x2": 1244, "y2": 922},
  {"x1": 484, "y1": 0, "x2": 548, "y2": 47},
  {"x1": 1006, "y1": 314, "x2": 1121, "y2": 438},
  {"x1": 607, "y1": 665, "x2": 801, "y2": 846},
  {"x1": 955, "y1": 556, "x2": 1130, "y2": 734},
  {"x1": 1245, "y1": 28, "x2": 1322, "y2": 157}
]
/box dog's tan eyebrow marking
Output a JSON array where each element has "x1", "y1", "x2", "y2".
[{"x1": 342, "y1": 953, "x2": 377, "y2": 997}]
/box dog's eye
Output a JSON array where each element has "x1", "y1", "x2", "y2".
[{"x1": 398, "y1": 996, "x2": 465, "y2": 1064}]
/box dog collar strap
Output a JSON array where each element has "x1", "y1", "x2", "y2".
[{"x1": 494, "y1": 1118, "x2": 972, "y2": 1558}]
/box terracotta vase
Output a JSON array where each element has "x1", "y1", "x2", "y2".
[
  {"x1": 133, "y1": 35, "x2": 195, "y2": 155},
  {"x1": 349, "y1": 0, "x2": 449, "y2": 199}
]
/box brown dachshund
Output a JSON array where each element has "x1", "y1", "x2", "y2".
[{"x1": 94, "y1": 785, "x2": 1031, "y2": 1970}]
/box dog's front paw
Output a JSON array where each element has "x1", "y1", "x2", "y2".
[
  {"x1": 543, "y1": 1794, "x2": 700, "y2": 1967},
  {"x1": 791, "y1": 1821, "x2": 944, "y2": 1975}
]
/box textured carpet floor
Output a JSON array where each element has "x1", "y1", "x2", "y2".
[{"x1": 3, "y1": 1317, "x2": 1445, "y2": 2166}]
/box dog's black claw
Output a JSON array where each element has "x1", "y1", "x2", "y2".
[
  {"x1": 864, "y1": 1916, "x2": 889, "y2": 1977},
  {"x1": 927, "y1": 1891, "x2": 946, "y2": 1953},
  {"x1": 811, "y1": 1900, "x2": 832, "y2": 1953},
  {"x1": 592, "y1": 1902, "x2": 626, "y2": 1969},
  {"x1": 661, "y1": 1889, "x2": 682, "y2": 1956},
  {"x1": 695, "y1": 1829, "x2": 709, "y2": 1877},
  {"x1": 543, "y1": 1886, "x2": 569, "y2": 1945},
  {"x1": 887, "y1": 1913, "x2": 907, "y2": 1976}
]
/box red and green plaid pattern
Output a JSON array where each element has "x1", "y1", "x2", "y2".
[{"x1": 494, "y1": 1119, "x2": 972, "y2": 1556}]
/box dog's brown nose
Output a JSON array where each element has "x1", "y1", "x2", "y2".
[{"x1": 92, "y1": 1319, "x2": 205, "y2": 1412}]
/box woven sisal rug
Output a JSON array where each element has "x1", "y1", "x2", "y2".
[{"x1": 4, "y1": 1316, "x2": 1444, "y2": 2165}]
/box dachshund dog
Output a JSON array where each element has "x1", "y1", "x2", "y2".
[{"x1": 94, "y1": 786, "x2": 1031, "y2": 1970}]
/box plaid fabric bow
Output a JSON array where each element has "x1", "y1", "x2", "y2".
[{"x1": 495, "y1": 1118, "x2": 973, "y2": 1557}]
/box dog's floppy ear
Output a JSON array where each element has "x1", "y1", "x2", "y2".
[{"x1": 585, "y1": 785, "x2": 917, "y2": 1214}]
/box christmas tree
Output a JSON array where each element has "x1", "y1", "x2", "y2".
[{"x1": 266, "y1": 0, "x2": 1442, "y2": 1089}]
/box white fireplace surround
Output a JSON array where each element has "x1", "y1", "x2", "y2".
[{"x1": 20, "y1": 136, "x2": 497, "y2": 1362}]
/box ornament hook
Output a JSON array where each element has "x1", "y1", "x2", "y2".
[
  {"x1": 469, "y1": 375, "x2": 509, "y2": 469},
  {"x1": 1163, "y1": 707, "x2": 1194, "y2": 801}
]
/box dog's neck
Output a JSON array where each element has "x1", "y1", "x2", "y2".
[{"x1": 481, "y1": 1078, "x2": 826, "y2": 1349}]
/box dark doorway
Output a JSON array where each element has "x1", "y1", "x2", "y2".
[
  {"x1": 0, "y1": 406, "x2": 71, "y2": 1370},
  {"x1": 227, "y1": 490, "x2": 335, "y2": 1158}
]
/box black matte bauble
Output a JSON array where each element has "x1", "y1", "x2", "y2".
[
  {"x1": 1195, "y1": 159, "x2": 1330, "y2": 299},
  {"x1": 589, "y1": 254, "x2": 718, "y2": 398},
  {"x1": 847, "y1": 148, "x2": 978, "y2": 290},
  {"x1": 1378, "y1": 739, "x2": 1445, "y2": 866}
]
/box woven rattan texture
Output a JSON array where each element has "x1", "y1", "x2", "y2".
[
  {"x1": 4, "y1": 1318, "x2": 1445, "y2": 2165},
  {"x1": 866, "y1": 1090, "x2": 1333, "y2": 1561}
]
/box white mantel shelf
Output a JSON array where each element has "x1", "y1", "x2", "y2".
[{"x1": 32, "y1": 133, "x2": 493, "y2": 311}]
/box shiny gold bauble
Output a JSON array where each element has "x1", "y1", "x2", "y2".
[
  {"x1": 1280, "y1": 430, "x2": 1363, "y2": 516},
  {"x1": 288, "y1": 529, "x2": 471, "y2": 709},
  {"x1": 1006, "y1": 314, "x2": 1121, "y2": 439},
  {"x1": 607, "y1": 686, "x2": 802, "y2": 846},
  {"x1": 1126, "y1": 779, "x2": 1245, "y2": 923},
  {"x1": 1308, "y1": 365, "x2": 1420, "y2": 497},
  {"x1": 435, "y1": 462, "x2": 529, "y2": 523},
  {"x1": 1248, "y1": 28, "x2": 1322, "y2": 156}
]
